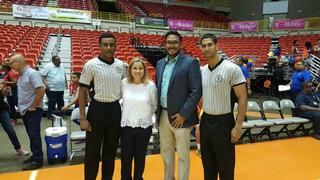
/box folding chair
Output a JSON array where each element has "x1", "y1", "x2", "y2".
[
  {"x1": 247, "y1": 101, "x2": 274, "y2": 140},
  {"x1": 69, "y1": 107, "x2": 88, "y2": 161},
  {"x1": 149, "y1": 115, "x2": 160, "y2": 153},
  {"x1": 279, "y1": 99, "x2": 311, "y2": 136},
  {"x1": 234, "y1": 103, "x2": 255, "y2": 143},
  {"x1": 262, "y1": 100, "x2": 293, "y2": 138}
]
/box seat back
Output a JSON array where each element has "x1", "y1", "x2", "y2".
[
  {"x1": 247, "y1": 101, "x2": 265, "y2": 120},
  {"x1": 262, "y1": 100, "x2": 283, "y2": 119},
  {"x1": 247, "y1": 101, "x2": 261, "y2": 111},
  {"x1": 280, "y1": 99, "x2": 296, "y2": 109},
  {"x1": 262, "y1": 100, "x2": 280, "y2": 111}
]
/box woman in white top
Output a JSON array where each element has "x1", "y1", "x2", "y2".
[{"x1": 121, "y1": 57, "x2": 157, "y2": 180}]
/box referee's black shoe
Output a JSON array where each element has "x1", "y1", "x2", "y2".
[
  {"x1": 22, "y1": 157, "x2": 34, "y2": 164},
  {"x1": 22, "y1": 161, "x2": 43, "y2": 171}
]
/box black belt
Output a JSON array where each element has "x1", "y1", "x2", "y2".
[
  {"x1": 92, "y1": 99, "x2": 119, "y2": 104},
  {"x1": 161, "y1": 106, "x2": 167, "y2": 110}
]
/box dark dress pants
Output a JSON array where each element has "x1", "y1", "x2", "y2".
[
  {"x1": 200, "y1": 112, "x2": 235, "y2": 180},
  {"x1": 85, "y1": 100, "x2": 121, "y2": 180}
]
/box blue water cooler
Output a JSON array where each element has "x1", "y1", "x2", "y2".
[{"x1": 45, "y1": 127, "x2": 68, "y2": 164}]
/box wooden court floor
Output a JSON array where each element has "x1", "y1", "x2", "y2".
[{"x1": 0, "y1": 137, "x2": 319, "y2": 180}]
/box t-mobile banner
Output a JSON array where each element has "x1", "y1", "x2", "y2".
[
  {"x1": 274, "y1": 19, "x2": 305, "y2": 30},
  {"x1": 168, "y1": 19, "x2": 193, "y2": 31},
  {"x1": 229, "y1": 21, "x2": 258, "y2": 32}
]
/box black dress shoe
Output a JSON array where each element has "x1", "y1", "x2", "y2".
[
  {"x1": 22, "y1": 162, "x2": 43, "y2": 171},
  {"x1": 23, "y1": 157, "x2": 34, "y2": 164}
]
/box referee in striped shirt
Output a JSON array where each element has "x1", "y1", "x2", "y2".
[
  {"x1": 79, "y1": 33, "x2": 127, "y2": 180},
  {"x1": 199, "y1": 33, "x2": 247, "y2": 180}
]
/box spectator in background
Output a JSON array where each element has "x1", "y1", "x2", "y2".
[
  {"x1": 61, "y1": 72, "x2": 87, "y2": 126},
  {"x1": 289, "y1": 40, "x2": 300, "y2": 67},
  {"x1": 303, "y1": 42, "x2": 314, "y2": 60},
  {"x1": 1, "y1": 64, "x2": 19, "y2": 125},
  {"x1": 156, "y1": 31, "x2": 202, "y2": 180},
  {"x1": 41, "y1": 55, "x2": 67, "y2": 118},
  {"x1": 120, "y1": 57, "x2": 157, "y2": 180},
  {"x1": 291, "y1": 40, "x2": 300, "y2": 55},
  {"x1": 295, "y1": 82, "x2": 320, "y2": 140},
  {"x1": 62, "y1": 72, "x2": 81, "y2": 111},
  {"x1": 9, "y1": 54, "x2": 45, "y2": 171},
  {"x1": 287, "y1": 59, "x2": 311, "y2": 101},
  {"x1": 235, "y1": 57, "x2": 252, "y2": 96},
  {"x1": 272, "y1": 62, "x2": 285, "y2": 98},
  {"x1": 0, "y1": 78, "x2": 29, "y2": 156},
  {"x1": 273, "y1": 44, "x2": 281, "y2": 57}
]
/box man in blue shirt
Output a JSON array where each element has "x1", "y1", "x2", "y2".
[
  {"x1": 288, "y1": 60, "x2": 311, "y2": 101},
  {"x1": 9, "y1": 54, "x2": 45, "y2": 170},
  {"x1": 295, "y1": 82, "x2": 320, "y2": 140},
  {"x1": 235, "y1": 57, "x2": 251, "y2": 95}
]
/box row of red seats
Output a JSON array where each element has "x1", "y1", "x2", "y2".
[
  {"x1": 137, "y1": 1, "x2": 229, "y2": 22},
  {"x1": 1, "y1": 0, "x2": 47, "y2": 6},
  {"x1": 0, "y1": 0, "x2": 93, "y2": 10},
  {"x1": 117, "y1": 0, "x2": 230, "y2": 24},
  {"x1": 58, "y1": 0, "x2": 94, "y2": 10},
  {"x1": 279, "y1": 34, "x2": 320, "y2": 55},
  {"x1": 0, "y1": 25, "x2": 49, "y2": 68}
]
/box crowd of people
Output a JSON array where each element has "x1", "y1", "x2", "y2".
[{"x1": 1, "y1": 30, "x2": 320, "y2": 180}]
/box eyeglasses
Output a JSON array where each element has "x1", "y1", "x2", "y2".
[{"x1": 166, "y1": 41, "x2": 180, "y2": 46}]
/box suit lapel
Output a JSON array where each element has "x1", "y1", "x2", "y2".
[
  {"x1": 168, "y1": 54, "x2": 183, "y2": 89},
  {"x1": 157, "y1": 59, "x2": 166, "y2": 88}
]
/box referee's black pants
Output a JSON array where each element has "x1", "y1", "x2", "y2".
[
  {"x1": 85, "y1": 100, "x2": 121, "y2": 180},
  {"x1": 200, "y1": 112, "x2": 235, "y2": 180}
]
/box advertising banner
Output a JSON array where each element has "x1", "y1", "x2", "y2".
[
  {"x1": 135, "y1": 16, "x2": 168, "y2": 26},
  {"x1": 305, "y1": 17, "x2": 320, "y2": 29},
  {"x1": 274, "y1": 19, "x2": 305, "y2": 30},
  {"x1": 48, "y1": 8, "x2": 92, "y2": 23},
  {"x1": 229, "y1": 21, "x2": 258, "y2": 32},
  {"x1": 168, "y1": 19, "x2": 193, "y2": 31},
  {"x1": 12, "y1": 4, "x2": 48, "y2": 19}
]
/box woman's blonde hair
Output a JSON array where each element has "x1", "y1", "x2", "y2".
[{"x1": 127, "y1": 57, "x2": 149, "y2": 84}]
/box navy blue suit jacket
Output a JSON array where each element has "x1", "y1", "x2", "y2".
[{"x1": 156, "y1": 53, "x2": 202, "y2": 128}]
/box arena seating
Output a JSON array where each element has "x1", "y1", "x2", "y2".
[
  {"x1": 0, "y1": 24, "x2": 49, "y2": 67},
  {"x1": 1, "y1": 0, "x2": 47, "y2": 6},
  {"x1": 117, "y1": 0, "x2": 144, "y2": 16},
  {"x1": 4, "y1": 24, "x2": 320, "y2": 78},
  {"x1": 278, "y1": 34, "x2": 320, "y2": 55},
  {"x1": 136, "y1": 1, "x2": 229, "y2": 22},
  {"x1": 57, "y1": 0, "x2": 94, "y2": 11},
  {"x1": 117, "y1": 0, "x2": 229, "y2": 26},
  {"x1": 1, "y1": 0, "x2": 94, "y2": 10}
]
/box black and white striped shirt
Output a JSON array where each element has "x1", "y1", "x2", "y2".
[
  {"x1": 79, "y1": 57, "x2": 127, "y2": 103},
  {"x1": 201, "y1": 60, "x2": 246, "y2": 115}
]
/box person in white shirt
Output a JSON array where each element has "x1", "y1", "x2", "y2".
[
  {"x1": 41, "y1": 55, "x2": 67, "y2": 117},
  {"x1": 120, "y1": 57, "x2": 157, "y2": 180}
]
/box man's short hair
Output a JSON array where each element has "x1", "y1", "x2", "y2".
[
  {"x1": 72, "y1": 72, "x2": 81, "y2": 79},
  {"x1": 164, "y1": 31, "x2": 182, "y2": 42},
  {"x1": 99, "y1": 32, "x2": 116, "y2": 45},
  {"x1": 52, "y1": 55, "x2": 60, "y2": 61},
  {"x1": 200, "y1": 33, "x2": 218, "y2": 44}
]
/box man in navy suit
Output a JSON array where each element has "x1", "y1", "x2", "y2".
[{"x1": 156, "y1": 31, "x2": 202, "y2": 180}]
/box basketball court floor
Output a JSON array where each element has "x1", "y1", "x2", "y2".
[{"x1": 0, "y1": 137, "x2": 319, "y2": 180}]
